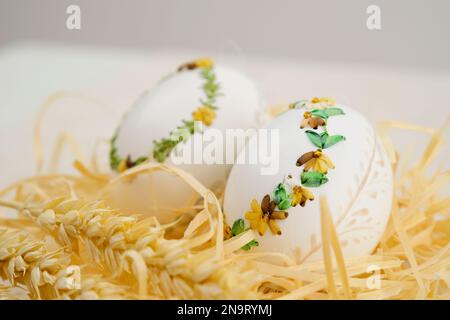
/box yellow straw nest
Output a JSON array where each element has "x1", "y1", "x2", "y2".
[{"x1": 0, "y1": 93, "x2": 449, "y2": 300}]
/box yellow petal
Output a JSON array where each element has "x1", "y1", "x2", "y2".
[
  {"x1": 269, "y1": 220, "x2": 281, "y2": 235},
  {"x1": 317, "y1": 159, "x2": 328, "y2": 174},
  {"x1": 249, "y1": 220, "x2": 259, "y2": 230},
  {"x1": 245, "y1": 210, "x2": 260, "y2": 220},
  {"x1": 291, "y1": 193, "x2": 301, "y2": 207},
  {"x1": 312, "y1": 160, "x2": 320, "y2": 172},
  {"x1": 304, "y1": 159, "x2": 315, "y2": 171},
  {"x1": 250, "y1": 199, "x2": 262, "y2": 215},
  {"x1": 300, "y1": 119, "x2": 308, "y2": 129},
  {"x1": 303, "y1": 188, "x2": 315, "y2": 200},
  {"x1": 320, "y1": 97, "x2": 335, "y2": 106},
  {"x1": 117, "y1": 160, "x2": 128, "y2": 173},
  {"x1": 271, "y1": 211, "x2": 288, "y2": 220},
  {"x1": 195, "y1": 57, "x2": 214, "y2": 68},
  {"x1": 320, "y1": 153, "x2": 335, "y2": 169},
  {"x1": 258, "y1": 216, "x2": 268, "y2": 236}
]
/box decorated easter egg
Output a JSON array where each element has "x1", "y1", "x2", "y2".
[
  {"x1": 223, "y1": 98, "x2": 393, "y2": 261},
  {"x1": 107, "y1": 58, "x2": 264, "y2": 223}
]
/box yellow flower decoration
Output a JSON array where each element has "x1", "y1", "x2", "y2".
[
  {"x1": 223, "y1": 222, "x2": 232, "y2": 240},
  {"x1": 297, "y1": 149, "x2": 335, "y2": 174},
  {"x1": 291, "y1": 186, "x2": 314, "y2": 207},
  {"x1": 178, "y1": 57, "x2": 214, "y2": 71},
  {"x1": 192, "y1": 106, "x2": 216, "y2": 126},
  {"x1": 194, "y1": 57, "x2": 214, "y2": 68},
  {"x1": 245, "y1": 199, "x2": 263, "y2": 230},
  {"x1": 310, "y1": 97, "x2": 336, "y2": 110},
  {"x1": 311, "y1": 97, "x2": 335, "y2": 105},
  {"x1": 245, "y1": 195, "x2": 288, "y2": 236},
  {"x1": 117, "y1": 159, "x2": 128, "y2": 173},
  {"x1": 290, "y1": 97, "x2": 337, "y2": 111},
  {"x1": 320, "y1": 97, "x2": 336, "y2": 105},
  {"x1": 300, "y1": 111, "x2": 326, "y2": 129}
]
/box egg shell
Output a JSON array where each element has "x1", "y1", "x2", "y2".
[
  {"x1": 223, "y1": 106, "x2": 393, "y2": 262},
  {"x1": 107, "y1": 65, "x2": 264, "y2": 223}
]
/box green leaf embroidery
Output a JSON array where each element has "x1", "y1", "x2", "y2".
[
  {"x1": 305, "y1": 130, "x2": 323, "y2": 148},
  {"x1": 290, "y1": 100, "x2": 309, "y2": 109},
  {"x1": 306, "y1": 130, "x2": 345, "y2": 149},
  {"x1": 301, "y1": 171, "x2": 329, "y2": 187},
  {"x1": 311, "y1": 107, "x2": 345, "y2": 120},
  {"x1": 311, "y1": 109, "x2": 329, "y2": 119},
  {"x1": 273, "y1": 183, "x2": 291, "y2": 210},
  {"x1": 231, "y1": 218, "x2": 245, "y2": 237},
  {"x1": 230, "y1": 219, "x2": 258, "y2": 251},
  {"x1": 151, "y1": 66, "x2": 221, "y2": 163},
  {"x1": 153, "y1": 137, "x2": 180, "y2": 163},
  {"x1": 109, "y1": 130, "x2": 149, "y2": 170},
  {"x1": 320, "y1": 132, "x2": 329, "y2": 147},
  {"x1": 241, "y1": 239, "x2": 259, "y2": 251},
  {"x1": 109, "y1": 131, "x2": 121, "y2": 170},
  {"x1": 324, "y1": 107, "x2": 345, "y2": 117},
  {"x1": 278, "y1": 198, "x2": 292, "y2": 210},
  {"x1": 133, "y1": 156, "x2": 149, "y2": 166},
  {"x1": 324, "y1": 134, "x2": 346, "y2": 148}
]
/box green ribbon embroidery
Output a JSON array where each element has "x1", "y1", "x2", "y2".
[
  {"x1": 109, "y1": 60, "x2": 221, "y2": 171},
  {"x1": 232, "y1": 98, "x2": 347, "y2": 243}
]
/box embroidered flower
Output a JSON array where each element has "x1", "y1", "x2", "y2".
[
  {"x1": 245, "y1": 195, "x2": 288, "y2": 236},
  {"x1": 223, "y1": 222, "x2": 232, "y2": 240},
  {"x1": 117, "y1": 158, "x2": 128, "y2": 173},
  {"x1": 291, "y1": 185, "x2": 315, "y2": 207},
  {"x1": 273, "y1": 183, "x2": 291, "y2": 210},
  {"x1": 244, "y1": 199, "x2": 262, "y2": 230},
  {"x1": 296, "y1": 149, "x2": 335, "y2": 174},
  {"x1": 310, "y1": 97, "x2": 336, "y2": 109},
  {"x1": 291, "y1": 97, "x2": 337, "y2": 111},
  {"x1": 300, "y1": 111, "x2": 326, "y2": 129},
  {"x1": 194, "y1": 57, "x2": 214, "y2": 68},
  {"x1": 192, "y1": 106, "x2": 216, "y2": 126},
  {"x1": 116, "y1": 155, "x2": 148, "y2": 173},
  {"x1": 178, "y1": 57, "x2": 214, "y2": 71}
]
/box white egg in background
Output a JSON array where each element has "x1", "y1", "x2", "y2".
[
  {"x1": 106, "y1": 64, "x2": 265, "y2": 223},
  {"x1": 223, "y1": 105, "x2": 393, "y2": 262}
]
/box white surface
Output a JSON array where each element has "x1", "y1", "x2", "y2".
[
  {"x1": 2, "y1": 1, "x2": 450, "y2": 71},
  {"x1": 224, "y1": 106, "x2": 393, "y2": 261},
  {"x1": 0, "y1": 42, "x2": 449, "y2": 190}
]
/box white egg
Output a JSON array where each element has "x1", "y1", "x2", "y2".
[
  {"x1": 106, "y1": 63, "x2": 264, "y2": 223},
  {"x1": 223, "y1": 103, "x2": 393, "y2": 262}
]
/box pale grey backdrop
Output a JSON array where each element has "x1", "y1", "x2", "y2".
[{"x1": 0, "y1": 0, "x2": 449, "y2": 70}]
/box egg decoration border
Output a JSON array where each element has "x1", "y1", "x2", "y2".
[
  {"x1": 109, "y1": 57, "x2": 222, "y2": 172},
  {"x1": 226, "y1": 97, "x2": 347, "y2": 251}
]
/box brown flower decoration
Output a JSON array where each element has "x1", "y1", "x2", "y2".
[
  {"x1": 178, "y1": 58, "x2": 214, "y2": 72},
  {"x1": 177, "y1": 62, "x2": 197, "y2": 72},
  {"x1": 291, "y1": 186, "x2": 315, "y2": 207},
  {"x1": 117, "y1": 155, "x2": 148, "y2": 173},
  {"x1": 245, "y1": 195, "x2": 288, "y2": 236},
  {"x1": 300, "y1": 111, "x2": 326, "y2": 129},
  {"x1": 296, "y1": 149, "x2": 335, "y2": 174},
  {"x1": 117, "y1": 155, "x2": 136, "y2": 173}
]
